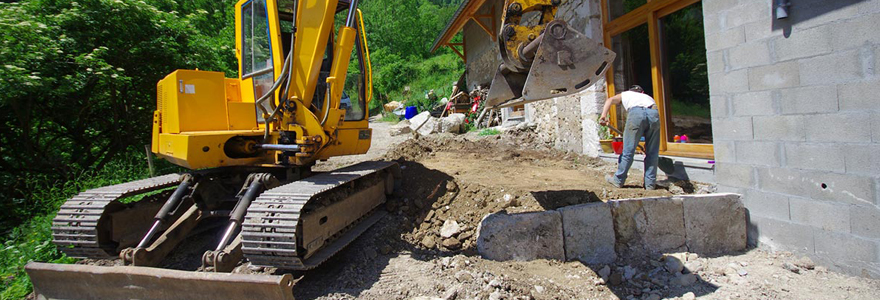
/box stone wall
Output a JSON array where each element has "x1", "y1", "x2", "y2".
[{"x1": 703, "y1": 0, "x2": 880, "y2": 277}]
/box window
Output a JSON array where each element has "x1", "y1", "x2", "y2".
[
  {"x1": 341, "y1": 13, "x2": 369, "y2": 122},
  {"x1": 242, "y1": 0, "x2": 273, "y2": 77},
  {"x1": 602, "y1": 0, "x2": 713, "y2": 158}
]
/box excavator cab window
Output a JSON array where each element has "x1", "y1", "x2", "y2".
[
  {"x1": 342, "y1": 15, "x2": 367, "y2": 121},
  {"x1": 241, "y1": 0, "x2": 275, "y2": 122}
]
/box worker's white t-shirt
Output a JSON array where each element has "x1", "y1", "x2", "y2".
[{"x1": 621, "y1": 91, "x2": 656, "y2": 111}]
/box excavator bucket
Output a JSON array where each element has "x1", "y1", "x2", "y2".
[
  {"x1": 487, "y1": 20, "x2": 616, "y2": 108},
  {"x1": 25, "y1": 262, "x2": 295, "y2": 300}
]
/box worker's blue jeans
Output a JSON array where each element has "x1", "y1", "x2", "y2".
[{"x1": 610, "y1": 106, "x2": 661, "y2": 189}]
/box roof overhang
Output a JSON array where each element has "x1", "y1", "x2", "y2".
[{"x1": 430, "y1": 0, "x2": 492, "y2": 52}]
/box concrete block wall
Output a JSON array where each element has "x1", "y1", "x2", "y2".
[{"x1": 704, "y1": 0, "x2": 880, "y2": 277}]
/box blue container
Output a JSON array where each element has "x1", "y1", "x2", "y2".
[{"x1": 404, "y1": 106, "x2": 418, "y2": 119}]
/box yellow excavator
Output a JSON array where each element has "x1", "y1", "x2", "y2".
[{"x1": 25, "y1": 0, "x2": 614, "y2": 299}]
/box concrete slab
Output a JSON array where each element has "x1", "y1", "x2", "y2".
[
  {"x1": 476, "y1": 211, "x2": 565, "y2": 261},
  {"x1": 681, "y1": 194, "x2": 747, "y2": 254},
  {"x1": 611, "y1": 197, "x2": 687, "y2": 254},
  {"x1": 408, "y1": 111, "x2": 431, "y2": 131},
  {"x1": 559, "y1": 202, "x2": 617, "y2": 264}
]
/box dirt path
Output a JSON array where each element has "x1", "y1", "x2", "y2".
[{"x1": 290, "y1": 122, "x2": 880, "y2": 300}]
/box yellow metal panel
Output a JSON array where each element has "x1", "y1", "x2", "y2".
[
  {"x1": 151, "y1": 111, "x2": 160, "y2": 153},
  {"x1": 158, "y1": 75, "x2": 180, "y2": 133},
  {"x1": 156, "y1": 131, "x2": 271, "y2": 170},
  {"x1": 227, "y1": 102, "x2": 259, "y2": 130},
  {"x1": 159, "y1": 70, "x2": 229, "y2": 132},
  {"x1": 225, "y1": 79, "x2": 242, "y2": 102},
  {"x1": 315, "y1": 128, "x2": 370, "y2": 159}
]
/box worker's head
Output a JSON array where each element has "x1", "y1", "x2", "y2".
[{"x1": 629, "y1": 85, "x2": 644, "y2": 93}]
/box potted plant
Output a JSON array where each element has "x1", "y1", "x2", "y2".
[{"x1": 599, "y1": 124, "x2": 614, "y2": 153}]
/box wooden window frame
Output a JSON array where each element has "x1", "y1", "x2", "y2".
[{"x1": 601, "y1": 0, "x2": 713, "y2": 159}]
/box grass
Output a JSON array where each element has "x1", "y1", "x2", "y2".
[
  {"x1": 478, "y1": 128, "x2": 501, "y2": 136},
  {"x1": 0, "y1": 150, "x2": 179, "y2": 300},
  {"x1": 378, "y1": 113, "x2": 401, "y2": 124},
  {"x1": 669, "y1": 99, "x2": 711, "y2": 119},
  {"x1": 369, "y1": 53, "x2": 464, "y2": 117}
]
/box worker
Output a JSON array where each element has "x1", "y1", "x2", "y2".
[{"x1": 599, "y1": 85, "x2": 660, "y2": 190}]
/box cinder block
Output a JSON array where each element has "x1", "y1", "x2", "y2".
[
  {"x1": 709, "y1": 69, "x2": 749, "y2": 95},
  {"x1": 710, "y1": 95, "x2": 730, "y2": 118},
  {"x1": 778, "y1": 85, "x2": 838, "y2": 115},
  {"x1": 702, "y1": 0, "x2": 740, "y2": 15},
  {"x1": 714, "y1": 163, "x2": 755, "y2": 188},
  {"x1": 712, "y1": 117, "x2": 753, "y2": 141},
  {"x1": 706, "y1": 27, "x2": 745, "y2": 51},
  {"x1": 732, "y1": 91, "x2": 774, "y2": 116},
  {"x1": 748, "y1": 61, "x2": 800, "y2": 91},
  {"x1": 813, "y1": 230, "x2": 880, "y2": 277},
  {"x1": 752, "y1": 115, "x2": 805, "y2": 141},
  {"x1": 773, "y1": 25, "x2": 833, "y2": 61},
  {"x1": 610, "y1": 197, "x2": 687, "y2": 254},
  {"x1": 476, "y1": 211, "x2": 565, "y2": 261},
  {"x1": 720, "y1": 4, "x2": 769, "y2": 30},
  {"x1": 784, "y1": 142, "x2": 845, "y2": 173},
  {"x1": 804, "y1": 112, "x2": 871, "y2": 143},
  {"x1": 706, "y1": 50, "x2": 725, "y2": 74},
  {"x1": 851, "y1": 205, "x2": 880, "y2": 239},
  {"x1": 798, "y1": 50, "x2": 863, "y2": 86},
  {"x1": 712, "y1": 140, "x2": 736, "y2": 163},
  {"x1": 831, "y1": 13, "x2": 880, "y2": 51},
  {"x1": 874, "y1": 111, "x2": 880, "y2": 143},
  {"x1": 681, "y1": 194, "x2": 747, "y2": 254},
  {"x1": 742, "y1": 189, "x2": 791, "y2": 221},
  {"x1": 838, "y1": 79, "x2": 880, "y2": 111},
  {"x1": 757, "y1": 167, "x2": 876, "y2": 206},
  {"x1": 748, "y1": 215, "x2": 815, "y2": 253},
  {"x1": 559, "y1": 202, "x2": 617, "y2": 264},
  {"x1": 734, "y1": 141, "x2": 780, "y2": 166},
  {"x1": 844, "y1": 144, "x2": 880, "y2": 176},
  {"x1": 790, "y1": 1, "x2": 860, "y2": 31},
  {"x1": 744, "y1": 21, "x2": 781, "y2": 42},
  {"x1": 702, "y1": 12, "x2": 721, "y2": 35},
  {"x1": 728, "y1": 42, "x2": 772, "y2": 70},
  {"x1": 789, "y1": 197, "x2": 851, "y2": 233}
]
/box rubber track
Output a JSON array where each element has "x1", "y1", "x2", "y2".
[
  {"x1": 51, "y1": 174, "x2": 182, "y2": 258},
  {"x1": 241, "y1": 161, "x2": 396, "y2": 270}
]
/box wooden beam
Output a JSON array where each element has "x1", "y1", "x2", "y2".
[
  {"x1": 470, "y1": 16, "x2": 496, "y2": 39},
  {"x1": 447, "y1": 44, "x2": 466, "y2": 63},
  {"x1": 430, "y1": 0, "x2": 490, "y2": 52}
]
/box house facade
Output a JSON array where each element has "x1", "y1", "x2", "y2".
[{"x1": 433, "y1": 0, "x2": 880, "y2": 277}]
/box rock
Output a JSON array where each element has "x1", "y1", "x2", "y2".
[
  {"x1": 737, "y1": 268, "x2": 748, "y2": 276},
  {"x1": 664, "y1": 255, "x2": 684, "y2": 274},
  {"x1": 389, "y1": 122, "x2": 412, "y2": 136},
  {"x1": 681, "y1": 194, "x2": 747, "y2": 254},
  {"x1": 443, "y1": 288, "x2": 459, "y2": 300},
  {"x1": 418, "y1": 117, "x2": 441, "y2": 135},
  {"x1": 783, "y1": 262, "x2": 801, "y2": 274},
  {"x1": 440, "y1": 113, "x2": 466, "y2": 133},
  {"x1": 534, "y1": 285, "x2": 544, "y2": 293},
  {"x1": 795, "y1": 256, "x2": 815, "y2": 270},
  {"x1": 608, "y1": 272, "x2": 623, "y2": 286},
  {"x1": 644, "y1": 294, "x2": 661, "y2": 300},
  {"x1": 668, "y1": 184, "x2": 685, "y2": 195},
  {"x1": 458, "y1": 231, "x2": 474, "y2": 241},
  {"x1": 558, "y1": 202, "x2": 617, "y2": 264},
  {"x1": 409, "y1": 111, "x2": 432, "y2": 131},
  {"x1": 488, "y1": 279, "x2": 502, "y2": 288},
  {"x1": 421, "y1": 235, "x2": 436, "y2": 248},
  {"x1": 682, "y1": 292, "x2": 696, "y2": 300},
  {"x1": 598, "y1": 265, "x2": 612, "y2": 280},
  {"x1": 611, "y1": 197, "x2": 687, "y2": 253},
  {"x1": 488, "y1": 291, "x2": 503, "y2": 300},
  {"x1": 476, "y1": 211, "x2": 565, "y2": 261},
  {"x1": 364, "y1": 247, "x2": 378, "y2": 259},
  {"x1": 684, "y1": 261, "x2": 703, "y2": 274},
  {"x1": 687, "y1": 253, "x2": 699, "y2": 261},
  {"x1": 624, "y1": 265, "x2": 637, "y2": 280},
  {"x1": 455, "y1": 271, "x2": 474, "y2": 282},
  {"x1": 442, "y1": 237, "x2": 462, "y2": 250},
  {"x1": 672, "y1": 273, "x2": 697, "y2": 286},
  {"x1": 380, "y1": 244, "x2": 393, "y2": 255},
  {"x1": 440, "y1": 220, "x2": 462, "y2": 238}
]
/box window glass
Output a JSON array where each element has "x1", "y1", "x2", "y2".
[
  {"x1": 242, "y1": 0, "x2": 273, "y2": 76},
  {"x1": 610, "y1": 23, "x2": 651, "y2": 133},
  {"x1": 342, "y1": 18, "x2": 367, "y2": 121},
  {"x1": 660, "y1": 2, "x2": 712, "y2": 144},
  {"x1": 608, "y1": 0, "x2": 648, "y2": 21}
]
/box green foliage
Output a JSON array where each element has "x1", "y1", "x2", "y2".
[
  {"x1": 0, "y1": 0, "x2": 238, "y2": 233},
  {"x1": 378, "y1": 113, "x2": 401, "y2": 124},
  {"x1": 478, "y1": 128, "x2": 500, "y2": 136}
]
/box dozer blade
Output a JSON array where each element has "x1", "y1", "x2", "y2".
[
  {"x1": 487, "y1": 20, "x2": 616, "y2": 109},
  {"x1": 26, "y1": 262, "x2": 295, "y2": 300}
]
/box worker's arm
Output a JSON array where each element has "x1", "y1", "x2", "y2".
[{"x1": 599, "y1": 94, "x2": 622, "y2": 125}]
